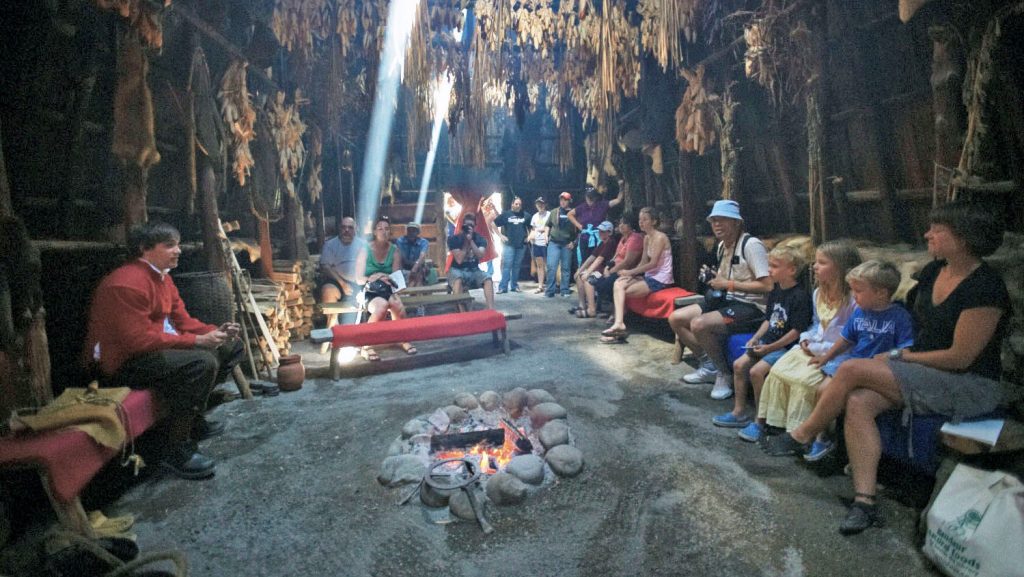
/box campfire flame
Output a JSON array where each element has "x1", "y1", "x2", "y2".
[{"x1": 433, "y1": 421, "x2": 526, "y2": 474}]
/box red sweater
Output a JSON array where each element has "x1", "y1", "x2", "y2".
[{"x1": 85, "y1": 260, "x2": 216, "y2": 376}]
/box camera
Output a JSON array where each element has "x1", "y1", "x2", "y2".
[
  {"x1": 461, "y1": 222, "x2": 475, "y2": 233},
  {"x1": 698, "y1": 265, "x2": 717, "y2": 285}
]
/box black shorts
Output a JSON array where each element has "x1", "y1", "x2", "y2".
[{"x1": 699, "y1": 299, "x2": 764, "y2": 334}]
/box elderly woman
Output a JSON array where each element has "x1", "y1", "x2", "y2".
[
  {"x1": 599, "y1": 207, "x2": 673, "y2": 343},
  {"x1": 581, "y1": 212, "x2": 644, "y2": 320},
  {"x1": 669, "y1": 200, "x2": 772, "y2": 400},
  {"x1": 360, "y1": 216, "x2": 416, "y2": 361},
  {"x1": 773, "y1": 201, "x2": 1010, "y2": 535}
]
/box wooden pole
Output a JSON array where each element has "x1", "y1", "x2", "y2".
[
  {"x1": 199, "y1": 161, "x2": 225, "y2": 272},
  {"x1": 0, "y1": 118, "x2": 11, "y2": 218}
]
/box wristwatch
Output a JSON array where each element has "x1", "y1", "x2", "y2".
[{"x1": 888, "y1": 348, "x2": 904, "y2": 361}]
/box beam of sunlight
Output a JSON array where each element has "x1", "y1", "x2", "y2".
[
  {"x1": 414, "y1": 73, "x2": 454, "y2": 224},
  {"x1": 357, "y1": 0, "x2": 420, "y2": 234}
]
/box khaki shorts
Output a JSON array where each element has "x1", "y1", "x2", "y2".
[{"x1": 889, "y1": 359, "x2": 1002, "y2": 420}]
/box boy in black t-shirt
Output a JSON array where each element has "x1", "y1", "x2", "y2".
[{"x1": 713, "y1": 245, "x2": 812, "y2": 428}]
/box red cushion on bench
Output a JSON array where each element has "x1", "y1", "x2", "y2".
[
  {"x1": 0, "y1": 389, "x2": 159, "y2": 504},
  {"x1": 331, "y1": 309, "x2": 507, "y2": 348},
  {"x1": 626, "y1": 287, "x2": 696, "y2": 319}
]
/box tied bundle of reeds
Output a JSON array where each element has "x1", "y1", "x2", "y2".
[{"x1": 218, "y1": 60, "x2": 256, "y2": 187}]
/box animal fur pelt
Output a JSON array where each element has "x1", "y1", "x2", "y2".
[{"x1": 112, "y1": 33, "x2": 160, "y2": 170}]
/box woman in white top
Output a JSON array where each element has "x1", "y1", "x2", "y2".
[
  {"x1": 669, "y1": 200, "x2": 772, "y2": 399},
  {"x1": 600, "y1": 207, "x2": 673, "y2": 343},
  {"x1": 526, "y1": 196, "x2": 551, "y2": 293}
]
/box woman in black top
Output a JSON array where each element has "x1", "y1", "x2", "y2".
[{"x1": 775, "y1": 201, "x2": 1011, "y2": 535}]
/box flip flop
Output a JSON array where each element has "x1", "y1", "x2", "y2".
[
  {"x1": 601, "y1": 327, "x2": 628, "y2": 338},
  {"x1": 575, "y1": 309, "x2": 593, "y2": 318},
  {"x1": 401, "y1": 343, "x2": 418, "y2": 355},
  {"x1": 600, "y1": 335, "x2": 628, "y2": 344},
  {"x1": 361, "y1": 347, "x2": 381, "y2": 362}
]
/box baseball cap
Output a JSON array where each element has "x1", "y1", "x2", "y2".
[
  {"x1": 406, "y1": 221, "x2": 421, "y2": 230},
  {"x1": 707, "y1": 199, "x2": 743, "y2": 222},
  {"x1": 559, "y1": 191, "x2": 572, "y2": 201},
  {"x1": 534, "y1": 196, "x2": 547, "y2": 204},
  {"x1": 597, "y1": 221, "x2": 614, "y2": 232}
]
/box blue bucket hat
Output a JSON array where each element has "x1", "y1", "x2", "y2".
[{"x1": 707, "y1": 199, "x2": 743, "y2": 222}]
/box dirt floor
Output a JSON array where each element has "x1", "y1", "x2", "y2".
[{"x1": 3, "y1": 282, "x2": 944, "y2": 577}]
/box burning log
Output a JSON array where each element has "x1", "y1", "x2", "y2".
[{"x1": 429, "y1": 428, "x2": 505, "y2": 453}]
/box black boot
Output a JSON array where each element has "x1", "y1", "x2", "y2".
[
  {"x1": 159, "y1": 444, "x2": 216, "y2": 480},
  {"x1": 839, "y1": 500, "x2": 884, "y2": 535}
]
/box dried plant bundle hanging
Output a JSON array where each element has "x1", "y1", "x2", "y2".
[
  {"x1": 218, "y1": 60, "x2": 256, "y2": 187},
  {"x1": 675, "y1": 65, "x2": 719, "y2": 155},
  {"x1": 272, "y1": 0, "x2": 333, "y2": 59},
  {"x1": 267, "y1": 91, "x2": 308, "y2": 198}
]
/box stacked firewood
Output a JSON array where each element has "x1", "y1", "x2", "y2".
[{"x1": 246, "y1": 260, "x2": 315, "y2": 361}]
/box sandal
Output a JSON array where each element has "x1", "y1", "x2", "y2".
[
  {"x1": 361, "y1": 347, "x2": 381, "y2": 362},
  {"x1": 576, "y1": 309, "x2": 593, "y2": 318},
  {"x1": 600, "y1": 335, "x2": 628, "y2": 344},
  {"x1": 839, "y1": 496, "x2": 883, "y2": 535},
  {"x1": 567, "y1": 306, "x2": 582, "y2": 315},
  {"x1": 601, "y1": 327, "x2": 628, "y2": 338},
  {"x1": 401, "y1": 342, "x2": 418, "y2": 355}
]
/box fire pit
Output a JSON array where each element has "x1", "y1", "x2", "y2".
[{"x1": 377, "y1": 387, "x2": 585, "y2": 532}]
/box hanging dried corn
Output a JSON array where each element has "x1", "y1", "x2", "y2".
[
  {"x1": 267, "y1": 91, "x2": 308, "y2": 198},
  {"x1": 675, "y1": 65, "x2": 720, "y2": 156},
  {"x1": 306, "y1": 124, "x2": 323, "y2": 204},
  {"x1": 218, "y1": 60, "x2": 256, "y2": 187},
  {"x1": 272, "y1": 0, "x2": 333, "y2": 60}
]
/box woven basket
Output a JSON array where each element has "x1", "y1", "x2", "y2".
[{"x1": 173, "y1": 271, "x2": 234, "y2": 326}]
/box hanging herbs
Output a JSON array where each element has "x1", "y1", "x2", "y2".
[
  {"x1": 637, "y1": 0, "x2": 700, "y2": 71},
  {"x1": 307, "y1": 124, "x2": 323, "y2": 204},
  {"x1": 675, "y1": 65, "x2": 720, "y2": 155},
  {"x1": 267, "y1": 91, "x2": 308, "y2": 198},
  {"x1": 272, "y1": 0, "x2": 333, "y2": 60}
]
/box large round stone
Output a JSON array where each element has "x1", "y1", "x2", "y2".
[
  {"x1": 377, "y1": 455, "x2": 426, "y2": 487},
  {"x1": 530, "y1": 402, "x2": 567, "y2": 428},
  {"x1": 504, "y1": 454, "x2": 545, "y2": 485},
  {"x1": 387, "y1": 437, "x2": 411, "y2": 456},
  {"x1": 538, "y1": 420, "x2": 570, "y2": 450},
  {"x1": 484, "y1": 472, "x2": 528, "y2": 505},
  {"x1": 478, "y1": 390, "x2": 501, "y2": 411},
  {"x1": 526, "y1": 388, "x2": 556, "y2": 407},
  {"x1": 443, "y1": 405, "x2": 469, "y2": 424},
  {"x1": 448, "y1": 488, "x2": 479, "y2": 521},
  {"x1": 454, "y1": 392, "x2": 480, "y2": 410},
  {"x1": 545, "y1": 445, "x2": 584, "y2": 478},
  {"x1": 503, "y1": 387, "x2": 528, "y2": 417},
  {"x1": 401, "y1": 418, "x2": 431, "y2": 439}
]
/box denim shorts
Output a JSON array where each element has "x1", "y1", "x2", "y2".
[
  {"x1": 757, "y1": 347, "x2": 787, "y2": 366},
  {"x1": 643, "y1": 276, "x2": 672, "y2": 293},
  {"x1": 532, "y1": 244, "x2": 547, "y2": 258},
  {"x1": 450, "y1": 267, "x2": 491, "y2": 290}
]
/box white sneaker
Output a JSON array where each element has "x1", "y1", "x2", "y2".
[
  {"x1": 710, "y1": 372, "x2": 734, "y2": 400},
  {"x1": 682, "y1": 363, "x2": 718, "y2": 384}
]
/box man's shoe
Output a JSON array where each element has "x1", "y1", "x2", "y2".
[
  {"x1": 545, "y1": 292, "x2": 555, "y2": 298},
  {"x1": 511, "y1": 287, "x2": 522, "y2": 292},
  {"x1": 839, "y1": 501, "x2": 883, "y2": 535},
  {"x1": 710, "y1": 372, "x2": 734, "y2": 400},
  {"x1": 496, "y1": 289, "x2": 508, "y2": 294},
  {"x1": 160, "y1": 446, "x2": 216, "y2": 480},
  {"x1": 192, "y1": 418, "x2": 225, "y2": 441},
  {"x1": 682, "y1": 355, "x2": 717, "y2": 384}
]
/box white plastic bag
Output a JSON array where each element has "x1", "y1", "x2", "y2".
[{"x1": 923, "y1": 464, "x2": 1024, "y2": 577}]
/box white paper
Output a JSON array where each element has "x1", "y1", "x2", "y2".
[
  {"x1": 389, "y1": 270, "x2": 407, "y2": 292},
  {"x1": 940, "y1": 419, "x2": 1004, "y2": 446}
]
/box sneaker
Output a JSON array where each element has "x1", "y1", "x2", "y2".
[
  {"x1": 803, "y1": 439, "x2": 836, "y2": 462},
  {"x1": 682, "y1": 357, "x2": 718, "y2": 384},
  {"x1": 511, "y1": 287, "x2": 522, "y2": 292},
  {"x1": 839, "y1": 501, "x2": 883, "y2": 535},
  {"x1": 561, "y1": 292, "x2": 572, "y2": 297},
  {"x1": 737, "y1": 422, "x2": 764, "y2": 442},
  {"x1": 710, "y1": 372, "x2": 734, "y2": 400},
  {"x1": 496, "y1": 289, "x2": 508, "y2": 294},
  {"x1": 712, "y1": 412, "x2": 751, "y2": 428}
]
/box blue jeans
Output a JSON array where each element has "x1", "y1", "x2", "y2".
[
  {"x1": 499, "y1": 245, "x2": 527, "y2": 291},
  {"x1": 545, "y1": 242, "x2": 572, "y2": 296}
]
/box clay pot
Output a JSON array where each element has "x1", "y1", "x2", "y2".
[{"x1": 276, "y1": 354, "x2": 305, "y2": 391}]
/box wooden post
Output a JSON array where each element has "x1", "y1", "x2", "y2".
[
  {"x1": 929, "y1": 25, "x2": 964, "y2": 205},
  {"x1": 123, "y1": 164, "x2": 149, "y2": 231},
  {"x1": 199, "y1": 161, "x2": 225, "y2": 272},
  {"x1": 0, "y1": 118, "x2": 11, "y2": 218},
  {"x1": 257, "y1": 217, "x2": 273, "y2": 278},
  {"x1": 806, "y1": 4, "x2": 829, "y2": 244}
]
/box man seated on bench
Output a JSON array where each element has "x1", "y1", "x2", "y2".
[
  {"x1": 447, "y1": 213, "x2": 495, "y2": 309},
  {"x1": 396, "y1": 221, "x2": 429, "y2": 287},
  {"x1": 319, "y1": 216, "x2": 369, "y2": 336},
  {"x1": 84, "y1": 222, "x2": 243, "y2": 480}
]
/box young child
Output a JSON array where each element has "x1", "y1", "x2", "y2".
[
  {"x1": 764, "y1": 259, "x2": 915, "y2": 457},
  {"x1": 712, "y1": 245, "x2": 812, "y2": 429},
  {"x1": 747, "y1": 241, "x2": 861, "y2": 446}
]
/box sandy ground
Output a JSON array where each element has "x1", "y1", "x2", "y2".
[{"x1": 5, "y1": 282, "x2": 942, "y2": 577}]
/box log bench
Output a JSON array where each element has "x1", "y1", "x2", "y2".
[
  {"x1": 311, "y1": 309, "x2": 510, "y2": 379},
  {"x1": 0, "y1": 389, "x2": 160, "y2": 536}
]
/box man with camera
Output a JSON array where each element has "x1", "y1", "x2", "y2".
[{"x1": 447, "y1": 213, "x2": 495, "y2": 309}]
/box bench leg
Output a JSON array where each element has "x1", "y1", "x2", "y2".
[
  {"x1": 232, "y1": 365, "x2": 254, "y2": 400},
  {"x1": 671, "y1": 337, "x2": 683, "y2": 365},
  {"x1": 330, "y1": 346, "x2": 341, "y2": 381},
  {"x1": 41, "y1": 475, "x2": 96, "y2": 538},
  {"x1": 501, "y1": 329, "x2": 510, "y2": 354}
]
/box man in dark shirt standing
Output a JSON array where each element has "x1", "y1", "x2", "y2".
[
  {"x1": 494, "y1": 196, "x2": 530, "y2": 294},
  {"x1": 447, "y1": 213, "x2": 495, "y2": 309}
]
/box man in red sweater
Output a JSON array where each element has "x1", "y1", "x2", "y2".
[{"x1": 85, "y1": 222, "x2": 242, "y2": 479}]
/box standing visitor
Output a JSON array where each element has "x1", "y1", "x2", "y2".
[
  {"x1": 527, "y1": 197, "x2": 550, "y2": 293},
  {"x1": 494, "y1": 196, "x2": 530, "y2": 293}
]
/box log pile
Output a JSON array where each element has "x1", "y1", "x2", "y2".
[{"x1": 246, "y1": 260, "x2": 316, "y2": 362}]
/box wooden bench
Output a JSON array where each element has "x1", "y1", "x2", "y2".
[
  {"x1": 625, "y1": 287, "x2": 699, "y2": 319},
  {"x1": 0, "y1": 389, "x2": 160, "y2": 536},
  {"x1": 319, "y1": 292, "x2": 475, "y2": 316},
  {"x1": 311, "y1": 309, "x2": 509, "y2": 379}
]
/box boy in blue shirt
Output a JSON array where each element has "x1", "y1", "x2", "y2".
[{"x1": 766, "y1": 259, "x2": 914, "y2": 458}]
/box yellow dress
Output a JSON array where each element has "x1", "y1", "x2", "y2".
[{"x1": 757, "y1": 290, "x2": 853, "y2": 431}]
